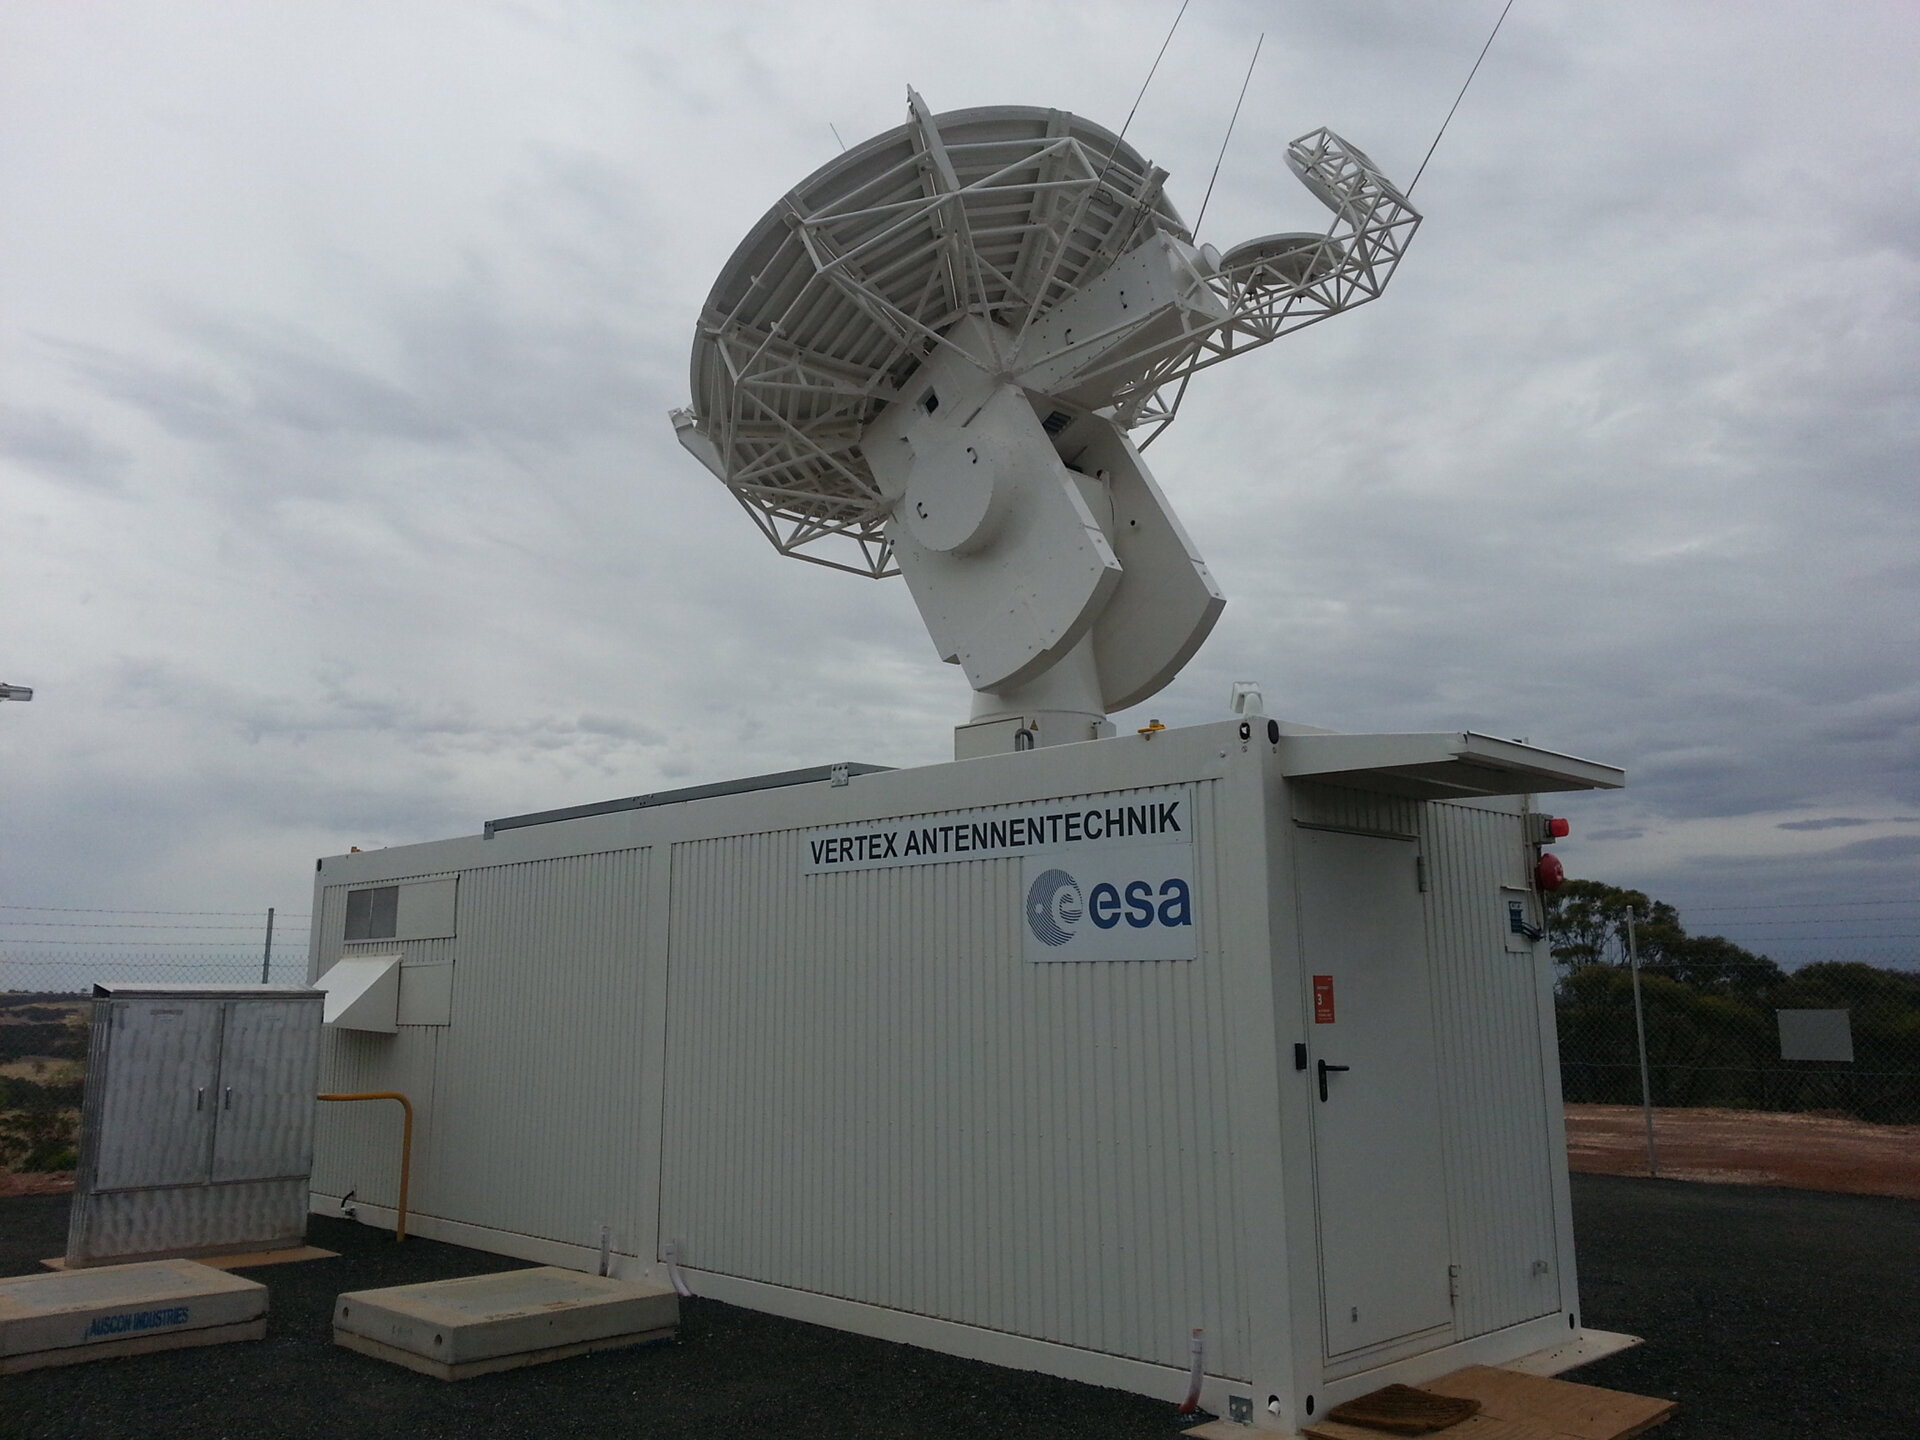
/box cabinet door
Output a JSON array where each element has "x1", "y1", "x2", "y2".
[
  {"x1": 210, "y1": 1000, "x2": 321, "y2": 1182},
  {"x1": 92, "y1": 999, "x2": 223, "y2": 1190}
]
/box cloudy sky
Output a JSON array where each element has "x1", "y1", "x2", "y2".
[{"x1": 2, "y1": 0, "x2": 1915, "y2": 983}]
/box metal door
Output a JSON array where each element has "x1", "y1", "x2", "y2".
[
  {"x1": 91, "y1": 998, "x2": 223, "y2": 1190},
  {"x1": 1296, "y1": 827, "x2": 1452, "y2": 1357},
  {"x1": 210, "y1": 999, "x2": 322, "y2": 1182}
]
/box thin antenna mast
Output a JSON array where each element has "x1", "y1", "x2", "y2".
[
  {"x1": 1091, "y1": 0, "x2": 1191, "y2": 194},
  {"x1": 1018, "y1": 0, "x2": 1191, "y2": 344},
  {"x1": 1118, "y1": 0, "x2": 1191, "y2": 144},
  {"x1": 1193, "y1": 32, "x2": 1264, "y2": 236},
  {"x1": 1409, "y1": 0, "x2": 1514, "y2": 195}
]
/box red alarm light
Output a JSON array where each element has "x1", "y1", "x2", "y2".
[
  {"x1": 1548, "y1": 816, "x2": 1571, "y2": 839},
  {"x1": 1536, "y1": 853, "x2": 1566, "y2": 892}
]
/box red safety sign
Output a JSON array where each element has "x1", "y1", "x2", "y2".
[{"x1": 1312, "y1": 974, "x2": 1336, "y2": 1024}]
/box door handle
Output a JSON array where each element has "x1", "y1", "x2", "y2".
[
  {"x1": 1317, "y1": 1058, "x2": 1351, "y2": 1102},
  {"x1": 195, "y1": 1087, "x2": 205, "y2": 1111},
  {"x1": 223, "y1": 1086, "x2": 233, "y2": 1111}
]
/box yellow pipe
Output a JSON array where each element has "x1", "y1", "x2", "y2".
[{"x1": 317, "y1": 1091, "x2": 413, "y2": 1241}]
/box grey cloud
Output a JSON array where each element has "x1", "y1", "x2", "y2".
[
  {"x1": 58, "y1": 342, "x2": 246, "y2": 442},
  {"x1": 0, "y1": 403, "x2": 128, "y2": 489},
  {"x1": 3, "y1": 2, "x2": 1916, "y2": 973}
]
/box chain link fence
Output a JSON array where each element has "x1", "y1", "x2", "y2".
[
  {"x1": 0, "y1": 952, "x2": 303, "y2": 993},
  {"x1": 0, "y1": 905, "x2": 308, "y2": 995},
  {"x1": 2, "y1": 916, "x2": 308, "y2": 1177},
  {"x1": 1556, "y1": 957, "x2": 1920, "y2": 1125}
]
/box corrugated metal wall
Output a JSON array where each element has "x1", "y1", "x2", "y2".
[
  {"x1": 1290, "y1": 781, "x2": 1420, "y2": 838},
  {"x1": 312, "y1": 850, "x2": 658, "y2": 1262},
  {"x1": 307, "y1": 764, "x2": 1574, "y2": 1379},
  {"x1": 427, "y1": 848, "x2": 654, "y2": 1255},
  {"x1": 310, "y1": 874, "x2": 460, "y2": 982},
  {"x1": 658, "y1": 782, "x2": 1255, "y2": 1377},
  {"x1": 313, "y1": 1026, "x2": 437, "y2": 1212},
  {"x1": 312, "y1": 872, "x2": 458, "y2": 1211},
  {"x1": 1420, "y1": 801, "x2": 1562, "y2": 1337}
]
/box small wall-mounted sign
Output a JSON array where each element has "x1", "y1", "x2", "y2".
[
  {"x1": 1777, "y1": 1009, "x2": 1853, "y2": 1063},
  {"x1": 1501, "y1": 886, "x2": 1541, "y2": 952},
  {"x1": 1313, "y1": 974, "x2": 1336, "y2": 1024}
]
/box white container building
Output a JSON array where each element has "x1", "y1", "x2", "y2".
[{"x1": 307, "y1": 718, "x2": 1619, "y2": 1430}]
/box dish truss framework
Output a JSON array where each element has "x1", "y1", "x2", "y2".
[{"x1": 672, "y1": 93, "x2": 1420, "y2": 738}]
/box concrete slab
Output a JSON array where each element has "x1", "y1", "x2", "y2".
[
  {"x1": 333, "y1": 1266, "x2": 678, "y2": 1381},
  {"x1": 0, "y1": 1259, "x2": 267, "y2": 1374}
]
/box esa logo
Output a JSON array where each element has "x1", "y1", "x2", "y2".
[{"x1": 1026, "y1": 867, "x2": 1192, "y2": 948}]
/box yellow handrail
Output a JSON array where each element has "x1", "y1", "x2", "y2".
[{"x1": 317, "y1": 1091, "x2": 413, "y2": 1241}]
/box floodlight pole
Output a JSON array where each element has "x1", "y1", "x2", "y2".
[{"x1": 1625, "y1": 908, "x2": 1657, "y2": 1177}]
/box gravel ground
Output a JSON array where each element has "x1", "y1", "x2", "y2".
[
  {"x1": 3, "y1": 1176, "x2": 1917, "y2": 1440},
  {"x1": 1561, "y1": 1174, "x2": 1920, "y2": 1440}
]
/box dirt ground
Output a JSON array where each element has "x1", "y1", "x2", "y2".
[
  {"x1": 12, "y1": 1103, "x2": 1920, "y2": 1204},
  {"x1": 0, "y1": 1170, "x2": 74, "y2": 1198},
  {"x1": 1564, "y1": 1103, "x2": 1920, "y2": 1199}
]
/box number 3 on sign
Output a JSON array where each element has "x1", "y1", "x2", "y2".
[{"x1": 1313, "y1": 975, "x2": 1336, "y2": 1024}]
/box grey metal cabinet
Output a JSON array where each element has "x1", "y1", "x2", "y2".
[{"x1": 67, "y1": 984, "x2": 324, "y2": 1267}]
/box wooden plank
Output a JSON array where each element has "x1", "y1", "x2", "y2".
[
  {"x1": 40, "y1": 1245, "x2": 337, "y2": 1272},
  {"x1": 334, "y1": 1324, "x2": 675, "y2": 1381},
  {"x1": 1180, "y1": 1422, "x2": 1246, "y2": 1440},
  {"x1": 0, "y1": 1317, "x2": 266, "y2": 1374}
]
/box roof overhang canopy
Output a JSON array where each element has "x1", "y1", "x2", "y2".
[{"x1": 1277, "y1": 731, "x2": 1624, "y2": 800}]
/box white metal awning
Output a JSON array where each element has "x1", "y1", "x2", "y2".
[
  {"x1": 1276, "y1": 731, "x2": 1624, "y2": 800},
  {"x1": 313, "y1": 954, "x2": 402, "y2": 1033}
]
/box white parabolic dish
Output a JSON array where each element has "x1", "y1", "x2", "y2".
[{"x1": 672, "y1": 93, "x2": 1421, "y2": 741}]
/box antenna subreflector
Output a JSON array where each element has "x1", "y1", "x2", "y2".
[{"x1": 671, "y1": 93, "x2": 1419, "y2": 756}]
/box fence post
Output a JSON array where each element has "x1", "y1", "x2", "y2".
[
  {"x1": 1626, "y1": 907, "x2": 1658, "y2": 1177},
  {"x1": 261, "y1": 907, "x2": 275, "y2": 985}
]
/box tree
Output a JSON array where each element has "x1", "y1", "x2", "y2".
[
  {"x1": 1541, "y1": 878, "x2": 1780, "y2": 988},
  {"x1": 1545, "y1": 883, "x2": 1920, "y2": 1121},
  {"x1": 1542, "y1": 879, "x2": 1678, "y2": 970}
]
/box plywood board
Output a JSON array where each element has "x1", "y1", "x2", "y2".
[
  {"x1": 42, "y1": 1245, "x2": 337, "y2": 1273},
  {"x1": 1425, "y1": 1366, "x2": 1672, "y2": 1440},
  {"x1": 1305, "y1": 1365, "x2": 1671, "y2": 1440},
  {"x1": 1307, "y1": 1416, "x2": 1555, "y2": 1440}
]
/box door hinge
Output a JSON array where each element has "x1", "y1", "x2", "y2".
[
  {"x1": 1416, "y1": 855, "x2": 1429, "y2": 892},
  {"x1": 1448, "y1": 1263, "x2": 1461, "y2": 1305}
]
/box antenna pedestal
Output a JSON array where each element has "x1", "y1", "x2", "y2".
[{"x1": 953, "y1": 634, "x2": 1115, "y2": 759}]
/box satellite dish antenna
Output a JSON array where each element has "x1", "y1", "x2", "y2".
[{"x1": 671, "y1": 92, "x2": 1419, "y2": 754}]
